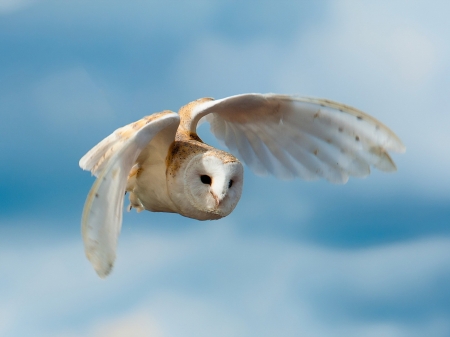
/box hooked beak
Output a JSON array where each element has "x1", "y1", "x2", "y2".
[{"x1": 210, "y1": 191, "x2": 224, "y2": 208}]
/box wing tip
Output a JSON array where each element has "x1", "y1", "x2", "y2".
[
  {"x1": 95, "y1": 263, "x2": 114, "y2": 279},
  {"x1": 85, "y1": 247, "x2": 115, "y2": 278},
  {"x1": 386, "y1": 134, "x2": 406, "y2": 154},
  {"x1": 395, "y1": 142, "x2": 406, "y2": 153},
  {"x1": 374, "y1": 151, "x2": 398, "y2": 172},
  {"x1": 79, "y1": 156, "x2": 91, "y2": 171}
]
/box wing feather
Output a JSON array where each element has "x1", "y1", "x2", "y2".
[
  {"x1": 79, "y1": 132, "x2": 121, "y2": 176},
  {"x1": 282, "y1": 131, "x2": 350, "y2": 183},
  {"x1": 236, "y1": 121, "x2": 290, "y2": 178},
  {"x1": 233, "y1": 123, "x2": 269, "y2": 176},
  {"x1": 228, "y1": 123, "x2": 257, "y2": 169},
  {"x1": 80, "y1": 112, "x2": 179, "y2": 277},
  {"x1": 254, "y1": 121, "x2": 303, "y2": 180},
  {"x1": 222, "y1": 120, "x2": 239, "y2": 153},
  {"x1": 191, "y1": 94, "x2": 404, "y2": 183},
  {"x1": 282, "y1": 122, "x2": 371, "y2": 178}
]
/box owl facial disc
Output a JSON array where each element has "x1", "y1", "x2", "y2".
[{"x1": 184, "y1": 153, "x2": 244, "y2": 218}]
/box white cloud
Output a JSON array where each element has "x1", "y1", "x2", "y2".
[
  {"x1": 387, "y1": 27, "x2": 438, "y2": 84},
  {"x1": 57, "y1": 310, "x2": 163, "y2": 337},
  {"x1": 32, "y1": 67, "x2": 114, "y2": 131},
  {"x1": 293, "y1": 0, "x2": 442, "y2": 90},
  {"x1": 88, "y1": 310, "x2": 163, "y2": 337},
  {"x1": 1, "y1": 221, "x2": 449, "y2": 337},
  {"x1": 341, "y1": 1, "x2": 449, "y2": 101}
]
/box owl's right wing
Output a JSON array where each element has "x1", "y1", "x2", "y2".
[
  {"x1": 189, "y1": 94, "x2": 405, "y2": 182},
  {"x1": 79, "y1": 111, "x2": 179, "y2": 278}
]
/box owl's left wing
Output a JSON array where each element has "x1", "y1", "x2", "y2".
[
  {"x1": 79, "y1": 111, "x2": 179, "y2": 278},
  {"x1": 189, "y1": 94, "x2": 405, "y2": 183}
]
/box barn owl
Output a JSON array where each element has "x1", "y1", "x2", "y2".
[{"x1": 79, "y1": 93, "x2": 405, "y2": 277}]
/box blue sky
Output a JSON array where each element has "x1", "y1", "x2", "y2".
[{"x1": 1, "y1": 1, "x2": 449, "y2": 336}]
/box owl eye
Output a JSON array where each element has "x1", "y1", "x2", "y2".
[
  {"x1": 228, "y1": 180, "x2": 233, "y2": 188},
  {"x1": 200, "y1": 175, "x2": 212, "y2": 185}
]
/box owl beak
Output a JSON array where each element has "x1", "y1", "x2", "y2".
[
  {"x1": 210, "y1": 191, "x2": 224, "y2": 208},
  {"x1": 211, "y1": 192, "x2": 220, "y2": 207}
]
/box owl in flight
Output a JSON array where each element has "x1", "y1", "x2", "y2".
[{"x1": 79, "y1": 93, "x2": 405, "y2": 277}]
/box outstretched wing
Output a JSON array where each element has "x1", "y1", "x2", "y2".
[
  {"x1": 190, "y1": 94, "x2": 405, "y2": 182},
  {"x1": 79, "y1": 111, "x2": 180, "y2": 277}
]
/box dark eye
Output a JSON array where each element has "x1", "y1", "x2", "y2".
[
  {"x1": 200, "y1": 175, "x2": 212, "y2": 185},
  {"x1": 228, "y1": 180, "x2": 233, "y2": 188}
]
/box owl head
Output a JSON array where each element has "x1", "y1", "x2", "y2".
[{"x1": 170, "y1": 149, "x2": 244, "y2": 220}]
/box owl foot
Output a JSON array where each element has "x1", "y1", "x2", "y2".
[{"x1": 127, "y1": 191, "x2": 145, "y2": 213}]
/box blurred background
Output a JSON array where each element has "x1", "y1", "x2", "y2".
[{"x1": 1, "y1": 1, "x2": 449, "y2": 336}]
